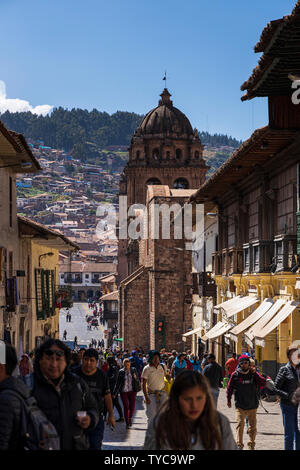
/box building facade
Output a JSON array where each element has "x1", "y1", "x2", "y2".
[{"x1": 189, "y1": 2, "x2": 300, "y2": 377}]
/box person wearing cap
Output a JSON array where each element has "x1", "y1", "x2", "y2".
[
  {"x1": 274, "y1": 341, "x2": 300, "y2": 450},
  {"x1": 142, "y1": 351, "x2": 170, "y2": 422},
  {"x1": 226, "y1": 354, "x2": 266, "y2": 450}
]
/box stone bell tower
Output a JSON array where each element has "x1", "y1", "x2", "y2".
[{"x1": 117, "y1": 88, "x2": 208, "y2": 282}]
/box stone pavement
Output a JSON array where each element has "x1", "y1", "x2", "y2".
[
  {"x1": 102, "y1": 388, "x2": 284, "y2": 450},
  {"x1": 59, "y1": 302, "x2": 107, "y2": 347}
]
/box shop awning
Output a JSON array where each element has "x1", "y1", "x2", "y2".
[
  {"x1": 182, "y1": 327, "x2": 202, "y2": 337},
  {"x1": 244, "y1": 299, "x2": 286, "y2": 346},
  {"x1": 214, "y1": 295, "x2": 260, "y2": 318},
  {"x1": 255, "y1": 301, "x2": 300, "y2": 347},
  {"x1": 229, "y1": 298, "x2": 273, "y2": 342},
  {"x1": 201, "y1": 322, "x2": 223, "y2": 341},
  {"x1": 201, "y1": 321, "x2": 234, "y2": 341}
]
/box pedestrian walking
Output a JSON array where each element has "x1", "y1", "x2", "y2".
[
  {"x1": 18, "y1": 353, "x2": 33, "y2": 382},
  {"x1": 142, "y1": 350, "x2": 170, "y2": 423},
  {"x1": 167, "y1": 350, "x2": 177, "y2": 370},
  {"x1": 74, "y1": 336, "x2": 78, "y2": 347},
  {"x1": 203, "y1": 353, "x2": 223, "y2": 406},
  {"x1": 106, "y1": 357, "x2": 124, "y2": 422},
  {"x1": 190, "y1": 355, "x2": 202, "y2": 373},
  {"x1": 226, "y1": 354, "x2": 266, "y2": 450},
  {"x1": 113, "y1": 358, "x2": 140, "y2": 429},
  {"x1": 143, "y1": 370, "x2": 237, "y2": 450},
  {"x1": 202, "y1": 353, "x2": 209, "y2": 369},
  {"x1": 63, "y1": 330, "x2": 67, "y2": 340},
  {"x1": 274, "y1": 342, "x2": 300, "y2": 450},
  {"x1": 170, "y1": 353, "x2": 187, "y2": 378},
  {"x1": 27, "y1": 339, "x2": 98, "y2": 450},
  {"x1": 75, "y1": 348, "x2": 115, "y2": 450},
  {"x1": 0, "y1": 344, "x2": 34, "y2": 449},
  {"x1": 225, "y1": 352, "x2": 238, "y2": 378}
]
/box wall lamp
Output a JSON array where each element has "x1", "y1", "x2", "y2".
[{"x1": 39, "y1": 252, "x2": 54, "y2": 267}]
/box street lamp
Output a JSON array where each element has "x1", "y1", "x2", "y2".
[
  {"x1": 0, "y1": 161, "x2": 32, "y2": 169},
  {"x1": 39, "y1": 252, "x2": 54, "y2": 267}
]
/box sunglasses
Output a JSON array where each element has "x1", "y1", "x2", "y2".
[
  {"x1": 44, "y1": 349, "x2": 65, "y2": 358},
  {"x1": 239, "y1": 361, "x2": 249, "y2": 365}
]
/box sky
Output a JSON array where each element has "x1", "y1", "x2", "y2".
[{"x1": 0, "y1": 0, "x2": 297, "y2": 141}]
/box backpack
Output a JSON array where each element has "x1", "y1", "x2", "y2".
[{"x1": 1, "y1": 389, "x2": 60, "y2": 450}]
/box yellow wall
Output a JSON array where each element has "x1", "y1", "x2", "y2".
[{"x1": 29, "y1": 240, "x2": 60, "y2": 350}]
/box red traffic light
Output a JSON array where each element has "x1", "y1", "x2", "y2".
[{"x1": 157, "y1": 320, "x2": 164, "y2": 332}]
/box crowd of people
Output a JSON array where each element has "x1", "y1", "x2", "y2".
[{"x1": 0, "y1": 338, "x2": 299, "y2": 451}]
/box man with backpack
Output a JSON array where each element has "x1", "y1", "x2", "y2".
[
  {"x1": 0, "y1": 342, "x2": 60, "y2": 450},
  {"x1": 28, "y1": 339, "x2": 99, "y2": 450},
  {"x1": 0, "y1": 343, "x2": 32, "y2": 449},
  {"x1": 227, "y1": 354, "x2": 266, "y2": 450}
]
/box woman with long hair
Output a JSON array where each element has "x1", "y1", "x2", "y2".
[
  {"x1": 144, "y1": 370, "x2": 237, "y2": 450},
  {"x1": 113, "y1": 358, "x2": 141, "y2": 429}
]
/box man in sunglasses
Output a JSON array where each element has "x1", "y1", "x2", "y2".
[
  {"x1": 227, "y1": 354, "x2": 266, "y2": 450},
  {"x1": 28, "y1": 339, "x2": 98, "y2": 450}
]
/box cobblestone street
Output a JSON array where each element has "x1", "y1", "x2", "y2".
[{"x1": 102, "y1": 388, "x2": 284, "y2": 450}]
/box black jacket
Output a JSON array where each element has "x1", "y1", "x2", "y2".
[
  {"x1": 203, "y1": 362, "x2": 223, "y2": 389},
  {"x1": 107, "y1": 365, "x2": 120, "y2": 393},
  {"x1": 30, "y1": 368, "x2": 98, "y2": 450},
  {"x1": 0, "y1": 376, "x2": 31, "y2": 450},
  {"x1": 226, "y1": 367, "x2": 266, "y2": 410},
  {"x1": 274, "y1": 362, "x2": 300, "y2": 406},
  {"x1": 113, "y1": 367, "x2": 140, "y2": 395}
]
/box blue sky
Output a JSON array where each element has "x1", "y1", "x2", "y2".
[{"x1": 0, "y1": 0, "x2": 296, "y2": 141}]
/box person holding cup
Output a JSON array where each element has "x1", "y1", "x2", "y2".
[{"x1": 27, "y1": 339, "x2": 98, "y2": 450}]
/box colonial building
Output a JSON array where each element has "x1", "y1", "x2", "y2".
[
  {"x1": 17, "y1": 216, "x2": 78, "y2": 351},
  {"x1": 59, "y1": 259, "x2": 117, "y2": 301},
  {"x1": 118, "y1": 89, "x2": 209, "y2": 351},
  {"x1": 0, "y1": 122, "x2": 40, "y2": 346},
  {"x1": 189, "y1": 1, "x2": 300, "y2": 377}
]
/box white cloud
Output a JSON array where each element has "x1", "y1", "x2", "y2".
[{"x1": 0, "y1": 80, "x2": 53, "y2": 116}]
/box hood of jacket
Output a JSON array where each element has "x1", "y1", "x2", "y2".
[{"x1": 0, "y1": 376, "x2": 31, "y2": 399}]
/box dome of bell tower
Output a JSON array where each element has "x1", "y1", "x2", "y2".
[{"x1": 137, "y1": 89, "x2": 194, "y2": 137}]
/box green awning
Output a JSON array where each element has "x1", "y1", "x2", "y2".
[{"x1": 114, "y1": 338, "x2": 123, "y2": 341}]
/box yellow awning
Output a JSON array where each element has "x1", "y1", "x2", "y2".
[
  {"x1": 244, "y1": 299, "x2": 286, "y2": 347},
  {"x1": 229, "y1": 298, "x2": 273, "y2": 342},
  {"x1": 214, "y1": 295, "x2": 260, "y2": 318},
  {"x1": 255, "y1": 301, "x2": 300, "y2": 347}
]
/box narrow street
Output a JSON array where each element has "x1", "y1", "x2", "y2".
[
  {"x1": 59, "y1": 302, "x2": 106, "y2": 348},
  {"x1": 102, "y1": 388, "x2": 284, "y2": 450}
]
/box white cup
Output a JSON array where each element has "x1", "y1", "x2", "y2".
[{"x1": 77, "y1": 411, "x2": 87, "y2": 420}]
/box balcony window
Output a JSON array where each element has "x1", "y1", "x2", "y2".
[
  {"x1": 92, "y1": 273, "x2": 101, "y2": 283},
  {"x1": 251, "y1": 240, "x2": 273, "y2": 273},
  {"x1": 35, "y1": 269, "x2": 56, "y2": 319},
  {"x1": 274, "y1": 235, "x2": 297, "y2": 271},
  {"x1": 243, "y1": 243, "x2": 252, "y2": 274}
]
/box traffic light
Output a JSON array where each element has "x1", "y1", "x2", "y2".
[{"x1": 156, "y1": 319, "x2": 165, "y2": 334}]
